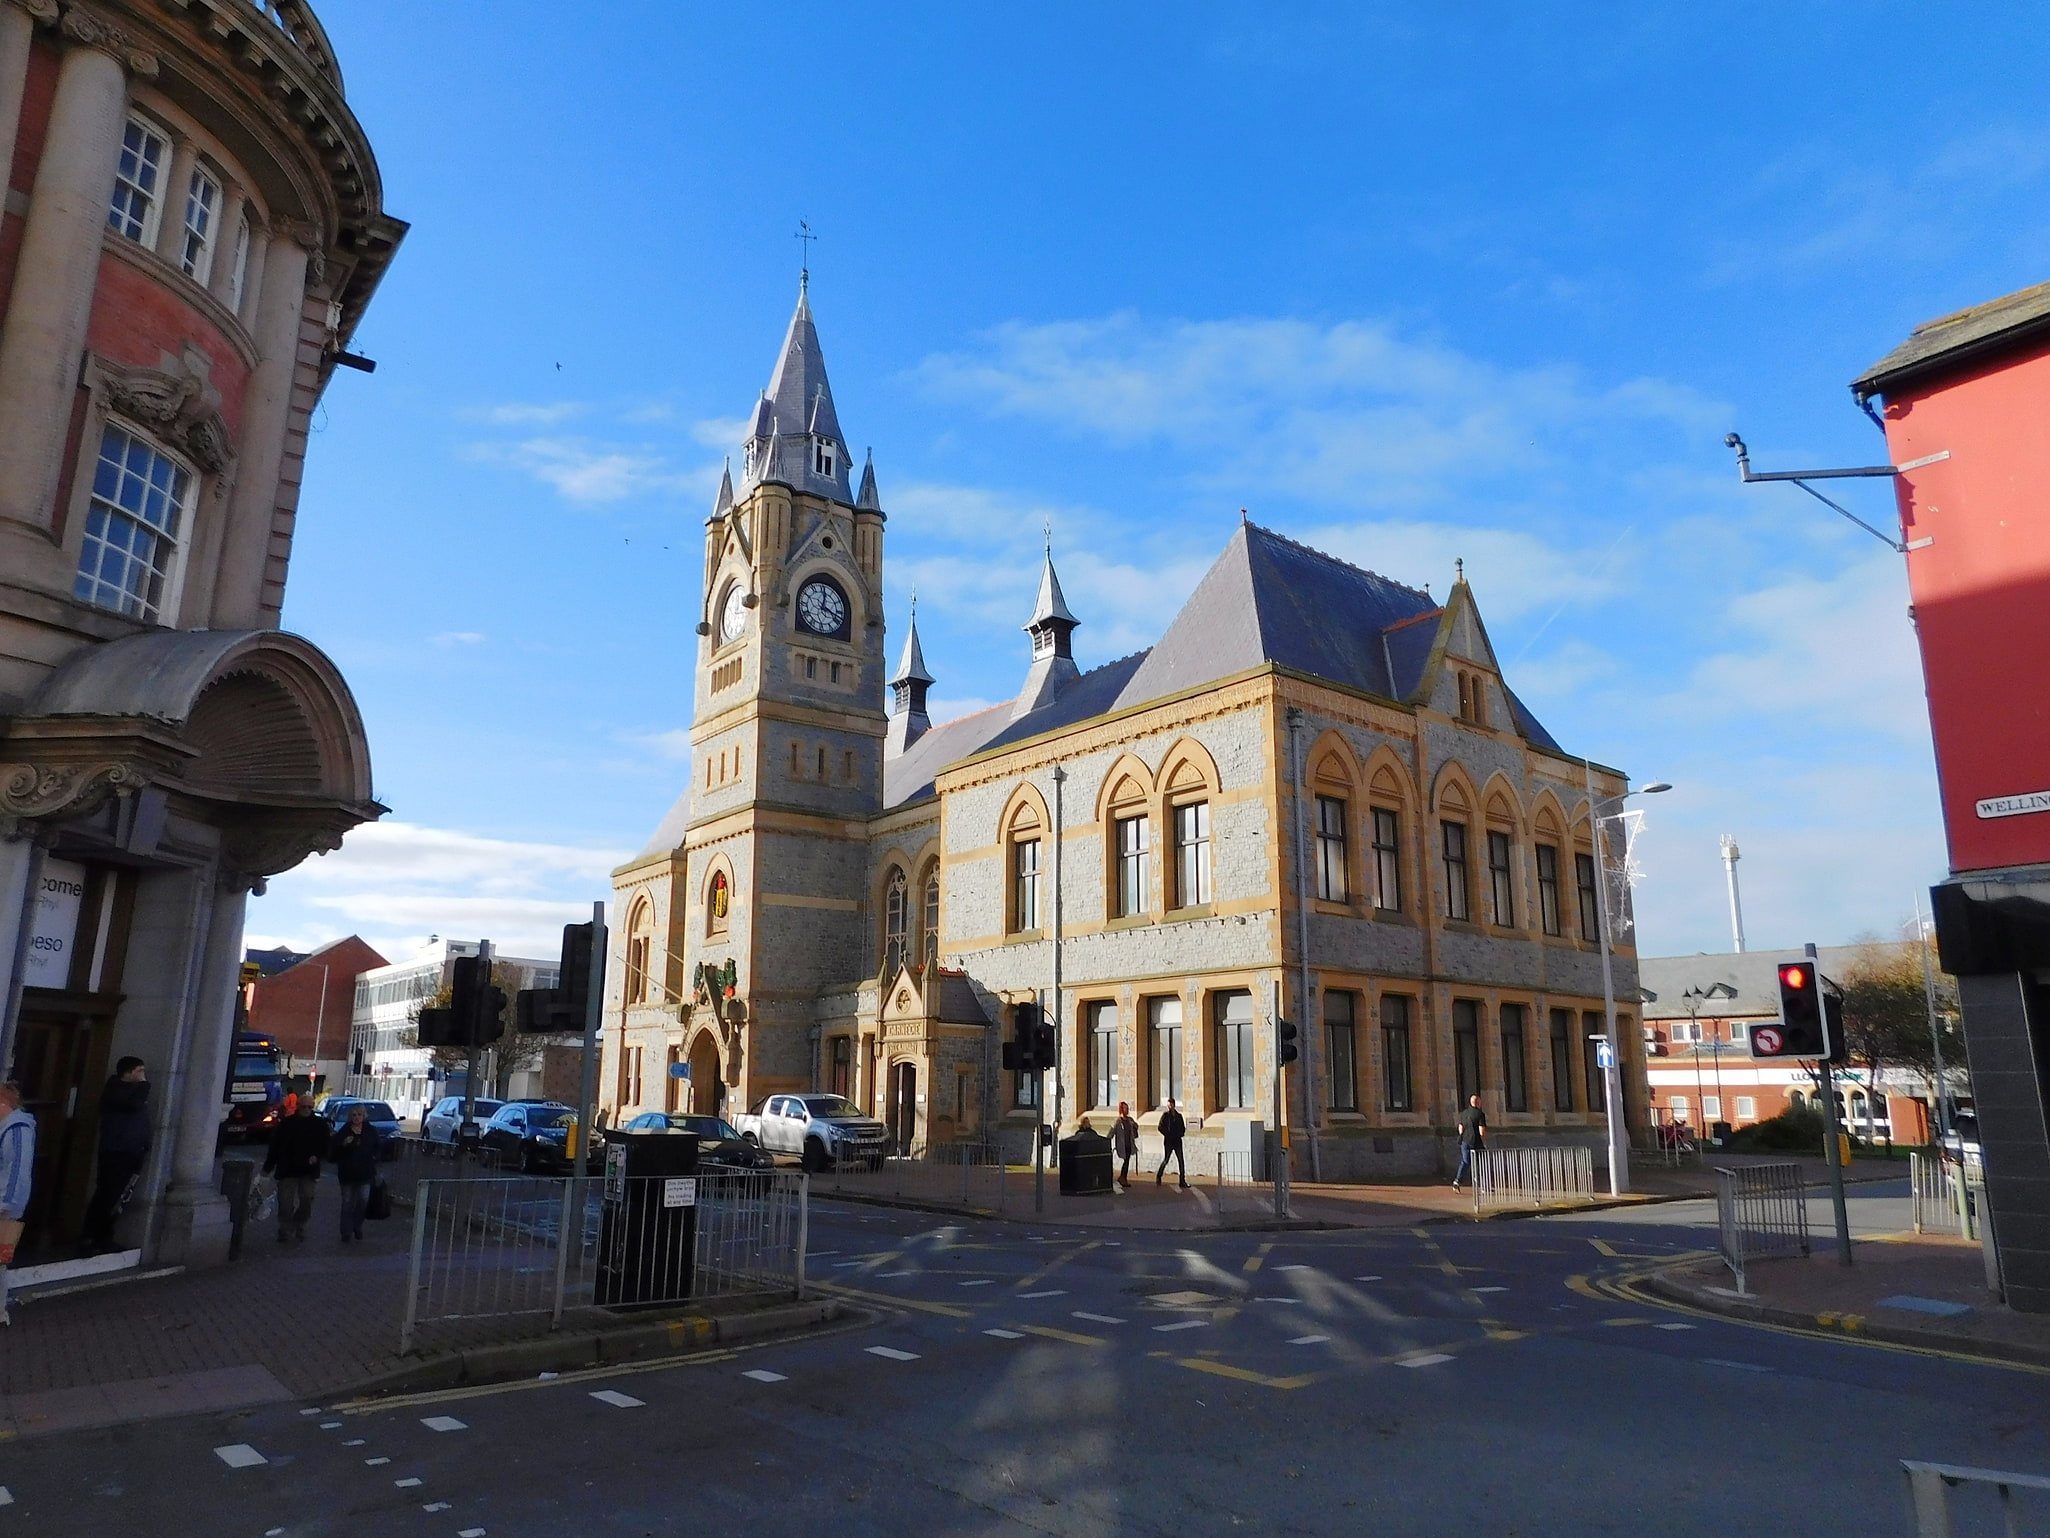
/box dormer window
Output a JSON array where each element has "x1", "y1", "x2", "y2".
[
  {"x1": 813, "y1": 437, "x2": 836, "y2": 477},
  {"x1": 744, "y1": 440, "x2": 757, "y2": 474}
]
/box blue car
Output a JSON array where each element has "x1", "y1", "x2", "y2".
[{"x1": 317, "y1": 1097, "x2": 404, "y2": 1158}]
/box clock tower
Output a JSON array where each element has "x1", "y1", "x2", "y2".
[{"x1": 680, "y1": 282, "x2": 888, "y2": 1105}]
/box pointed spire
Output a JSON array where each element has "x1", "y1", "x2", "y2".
[
  {"x1": 1013, "y1": 547, "x2": 1081, "y2": 720},
  {"x1": 1025, "y1": 552, "x2": 1079, "y2": 630},
  {"x1": 887, "y1": 593, "x2": 934, "y2": 754},
  {"x1": 708, "y1": 460, "x2": 734, "y2": 523},
  {"x1": 856, "y1": 448, "x2": 882, "y2": 513},
  {"x1": 736, "y1": 283, "x2": 852, "y2": 502}
]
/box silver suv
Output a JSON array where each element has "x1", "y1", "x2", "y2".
[{"x1": 735, "y1": 1093, "x2": 890, "y2": 1171}]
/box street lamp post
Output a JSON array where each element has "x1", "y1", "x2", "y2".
[
  {"x1": 1682, "y1": 981, "x2": 1737, "y2": 1141},
  {"x1": 1586, "y1": 764, "x2": 1669, "y2": 1197}
]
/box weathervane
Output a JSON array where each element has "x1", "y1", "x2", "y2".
[{"x1": 795, "y1": 219, "x2": 817, "y2": 288}]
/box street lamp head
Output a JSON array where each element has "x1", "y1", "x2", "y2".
[{"x1": 1637, "y1": 782, "x2": 1672, "y2": 795}]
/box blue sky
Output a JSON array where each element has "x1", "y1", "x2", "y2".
[{"x1": 247, "y1": 2, "x2": 2050, "y2": 966}]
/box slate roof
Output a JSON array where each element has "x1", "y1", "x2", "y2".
[
  {"x1": 889, "y1": 615, "x2": 933, "y2": 687},
  {"x1": 1853, "y1": 279, "x2": 2050, "y2": 399},
  {"x1": 738, "y1": 284, "x2": 854, "y2": 504},
  {"x1": 1026, "y1": 556, "x2": 1078, "y2": 628},
  {"x1": 1109, "y1": 522, "x2": 1438, "y2": 711}
]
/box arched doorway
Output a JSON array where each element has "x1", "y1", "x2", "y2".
[
  {"x1": 689, "y1": 1033, "x2": 721, "y2": 1117},
  {"x1": 889, "y1": 1061, "x2": 918, "y2": 1152}
]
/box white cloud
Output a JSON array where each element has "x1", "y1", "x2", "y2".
[
  {"x1": 690, "y1": 416, "x2": 750, "y2": 451},
  {"x1": 1301, "y1": 518, "x2": 1620, "y2": 623},
  {"x1": 619, "y1": 728, "x2": 695, "y2": 762},
  {"x1": 432, "y1": 631, "x2": 485, "y2": 646},
  {"x1": 253, "y1": 821, "x2": 630, "y2": 962},
  {"x1": 915, "y1": 312, "x2": 1723, "y2": 511},
  {"x1": 467, "y1": 436, "x2": 706, "y2": 505},
  {"x1": 464, "y1": 401, "x2": 588, "y2": 427}
]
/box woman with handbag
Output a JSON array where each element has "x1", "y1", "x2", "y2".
[
  {"x1": 328, "y1": 1102, "x2": 382, "y2": 1245},
  {"x1": 0, "y1": 1081, "x2": 37, "y2": 1323}
]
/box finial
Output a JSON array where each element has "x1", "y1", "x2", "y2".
[
  {"x1": 795, "y1": 218, "x2": 816, "y2": 289},
  {"x1": 909, "y1": 584, "x2": 917, "y2": 622},
  {"x1": 1043, "y1": 516, "x2": 1052, "y2": 561},
  {"x1": 1240, "y1": 507, "x2": 1249, "y2": 524},
  {"x1": 1455, "y1": 557, "x2": 1464, "y2": 583}
]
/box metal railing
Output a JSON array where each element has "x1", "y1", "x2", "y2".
[
  {"x1": 820, "y1": 1141, "x2": 1009, "y2": 1212},
  {"x1": 1911, "y1": 1151, "x2": 1965, "y2": 1237},
  {"x1": 1901, "y1": 1459, "x2": 2050, "y2": 1537},
  {"x1": 1713, "y1": 1162, "x2": 1809, "y2": 1294},
  {"x1": 1471, "y1": 1145, "x2": 1596, "y2": 1212},
  {"x1": 399, "y1": 1170, "x2": 807, "y2": 1353},
  {"x1": 1212, "y1": 1149, "x2": 1271, "y2": 1217}
]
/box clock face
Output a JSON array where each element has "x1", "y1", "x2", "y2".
[
  {"x1": 719, "y1": 584, "x2": 749, "y2": 642},
  {"x1": 796, "y1": 578, "x2": 849, "y2": 637}
]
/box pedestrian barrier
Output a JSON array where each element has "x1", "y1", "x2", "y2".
[
  {"x1": 1909, "y1": 1150, "x2": 1979, "y2": 1239},
  {"x1": 1212, "y1": 1149, "x2": 1270, "y2": 1218},
  {"x1": 1901, "y1": 1458, "x2": 2050, "y2": 1537},
  {"x1": 399, "y1": 1169, "x2": 808, "y2": 1353},
  {"x1": 821, "y1": 1140, "x2": 1008, "y2": 1212},
  {"x1": 1713, "y1": 1162, "x2": 1808, "y2": 1294},
  {"x1": 1470, "y1": 1146, "x2": 1595, "y2": 1212}
]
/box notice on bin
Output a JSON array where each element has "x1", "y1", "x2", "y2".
[{"x1": 663, "y1": 1177, "x2": 697, "y2": 1209}]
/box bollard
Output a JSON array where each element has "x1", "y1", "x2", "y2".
[{"x1": 220, "y1": 1158, "x2": 256, "y2": 1260}]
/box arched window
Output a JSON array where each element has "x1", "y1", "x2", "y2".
[
  {"x1": 923, "y1": 871, "x2": 941, "y2": 959},
  {"x1": 708, "y1": 870, "x2": 730, "y2": 936},
  {"x1": 883, "y1": 867, "x2": 908, "y2": 968}
]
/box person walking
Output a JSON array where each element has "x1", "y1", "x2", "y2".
[
  {"x1": 1155, "y1": 1098, "x2": 1189, "y2": 1190},
  {"x1": 0, "y1": 1082, "x2": 36, "y2": 1325},
  {"x1": 263, "y1": 1094, "x2": 328, "y2": 1242},
  {"x1": 329, "y1": 1102, "x2": 382, "y2": 1244},
  {"x1": 1111, "y1": 1102, "x2": 1139, "y2": 1190},
  {"x1": 81, "y1": 1056, "x2": 149, "y2": 1253},
  {"x1": 1452, "y1": 1093, "x2": 1488, "y2": 1190}
]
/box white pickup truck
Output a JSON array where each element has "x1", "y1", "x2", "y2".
[{"x1": 733, "y1": 1092, "x2": 891, "y2": 1171}]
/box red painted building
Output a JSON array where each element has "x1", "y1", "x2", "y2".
[{"x1": 1856, "y1": 283, "x2": 2050, "y2": 1313}]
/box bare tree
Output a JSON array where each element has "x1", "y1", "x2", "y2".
[
  {"x1": 1837, "y1": 935, "x2": 1962, "y2": 1142},
  {"x1": 402, "y1": 960, "x2": 542, "y2": 1097}
]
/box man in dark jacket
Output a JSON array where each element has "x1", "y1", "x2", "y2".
[
  {"x1": 1452, "y1": 1094, "x2": 1488, "y2": 1190},
  {"x1": 81, "y1": 1057, "x2": 149, "y2": 1253},
  {"x1": 262, "y1": 1096, "x2": 329, "y2": 1243},
  {"x1": 1155, "y1": 1099, "x2": 1189, "y2": 1190},
  {"x1": 329, "y1": 1103, "x2": 382, "y2": 1244}
]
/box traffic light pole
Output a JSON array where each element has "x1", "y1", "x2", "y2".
[
  {"x1": 1033, "y1": 990, "x2": 1047, "y2": 1215},
  {"x1": 1808, "y1": 941, "x2": 1853, "y2": 1266},
  {"x1": 459, "y1": 939, "x2": 490, "y2": 1172},
  {"x1": 1272, "y1": 980, "x2": 1290, "y2": 1219}
]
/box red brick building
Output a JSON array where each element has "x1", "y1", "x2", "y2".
[{"x1": 246, "y1": 935, "x2": 384, "y2": 1089}]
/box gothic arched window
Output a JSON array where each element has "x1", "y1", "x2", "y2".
[
  {"x1": 923, "y1": 871, "x2": 940, "y2": 959},
  {"x1": 708, "y1": 870, "x2": 730, "y2": 936},
  {"x1": 884, "y1": 867, "x2": 908, "y2": 968}
]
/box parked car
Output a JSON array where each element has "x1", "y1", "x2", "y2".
[
  {"x1": 621, "y1": 1112, "x2": 774, "y2": 1171},
  {"x1": 478, "y1": 1101, "x2": 596, "y2": 1173},
  {"x1": 315, "y1": 1097, "x2": 404, "y2": 1158},
  {"x1": 1940, "y1": 1110, "x2": 1982, "y2": 1164},
  {"x1": 421, "y1": 1095, "x2": 504, "y2": 1146},
  {"x1": 731, "y1": 1093, "x2": 889, "y2": 1171}
]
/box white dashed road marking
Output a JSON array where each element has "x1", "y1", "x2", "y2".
[
  {"x1": 424, "y1": 1503, "x2": 452, "y2": 1514},
  {"x1": 422, "y1": 1415, "x2": 468, "y2": 1432},
  {"x1": 591, "y1": 1389, "x2": 646, "y2": 1407},
  {"x1": 213, "y1": 1444, "x2": 266, "y2": 1469},
  {"x1": 1287, "y1": 1334, "x2": 1331, "y2": 1346},
  {"x1": 1275, "y1": 1264, "x2": 1313, "y2": 1272},
  {"x1": 459, "y1": 1529, "x2": 487, "y2": 1537},
  {"x1": 984, "y1": 1328, "x2": 1025, "y2": 1339},
  {"x1": 365, "y1": 1457, "x2": 391, "y2": 1467},
  {"x1": 1472, "y1": 1286, "x2": 1508, "y2": 1294},
  {"x1": 343, "y1": 1439, "x2": 365, "y2": 1447},
  {"x1": 1154, "y1": 1320, "x2": 1209, "y2": 1333},
  {"x1": 1017, "y1": 1290, "x2": 1065, "y2": 1299},
  {"x1": 395, "y1": 1478, "x2": 423, "y2": 1489},
  {"x1": 318, "y1": 1421, "x2": 341, "y2": 1430},
  {"x1": 1073, "y1": 1312, "x2": 1126, "y2": 1325},
  {"x1": 299, "y1": 1407, "x2": 321, "y2": 1417},
  {"x1": 880, "y1": 1270, "x2": 916, "y2": 1278},
  {"x1": 1255, "y1": 1297, "x2": 1300, "y2": 1304},
  {"x1": 1398, "y1": 1353, "x2": 1454, "y2": 1368},
  {"x1": 742, "y1": 1369, "x2": 788, "y2": 1383},
  {"x1": 867, "y1": 1346, "x2": 921, "y2": 1361},
  {"x1": 1654, "y1": 1323, "x2": 1696, "y2": 1331},
  {"x1": 0, "y1": 1489, "x2": 13, "y2": 1507},
  {"x1": 809, "y1": 1251, "x2": 839, "y2": 1257},
  {"x1": 959, "y1": 1279, "x2": 994, "y2": 1287},
  {"x1": 1355, "y1": 1275, "x2": 1382, "y2": 1282}
]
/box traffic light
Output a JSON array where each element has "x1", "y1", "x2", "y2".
[
  {"x1": 416, "y1": 1005, "x2": 460, "y2": 1048},
  {"x1": 1003, "y1": 1003, "x2": 1040, "y2": 1073},
  {"x1": 450, "y1": 954, "x2": 506, "y2": 1048},
  {"x1": 515, "y1": 923, "x2": 595, "y2": 1034},
  {"x1": 1750, "y1": 960, "x2": 1826, "y2": 1059},
  {"x1": 1277, "y1": 1017, "x2": 1300, "y2": 1067}
]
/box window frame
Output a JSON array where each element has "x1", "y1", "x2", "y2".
[
  {"x1": 883, "y1": 867, "x2": 908, "y2": 967},
  {"x1": 1315, "y1": 794, "x2": 1349, "y2": 903},
  {"x1": 1583, "y1": 1011, "x2": 1608, "y2": 1112},
  {"x1": 1500, "y1": 1002, "x2": 1529, "y2": 1113},
  {"x1": 1380, "y1": 994, "x2": 1413, "y2": 1112},
  {"x1": 830, "y1": 1035, "x2": 852, "y2": 1098},
  {"x1": 1441, "y1": 820, "x2": 1471, "y2": 922},
  {"x1": 1172, "y1": 800, "x2": 1212, "y2": 911},
  {"x1": 1486, "y1": 829, "x2": 1515, "y2": 928},
  {"x1": 73, "y1": 418, "x2": 197, "y2": 624},
  {"x1": 1548, "y1": 1007, "x2": 1576, "y2": 1112},
  {"x1": 1147, "y1": 996, "x2": 1183, "y2": 1109},
  {"x1": 108, "y1": 115, "x2": 167, "y2": 247},
  {"x1": 1575, "y1": 851, "x2": 1602, "y2": 942},
  {"x1": 1453, "y1": 998, "x2": 1483, "y2": 1104},
  {"x1": 1011, "y1": 835, "x2": 1042, "y2": 933},
  {"x1": 1371, "y1": 806, "x2": 1402, "y2": 912},
  {"x1": 1212, "y1": 990, "x2": 1255, "y2": 1111},
  {"x1": 1535, "y1": 843, "x2": 1563, "y2": 936},
  {"x1": 1086, "y1": 1000, "x2": 1118, "y2": 1111},
  {"x1": 179, "y1": 163, "x2": 221, "y2": 282},
  {"x1": 1324, "y1": 989, "x2": 1358, "y2": 1112},
  {"x1": 1114, "y1": 812, "x2": 1150, "y2": 919}
]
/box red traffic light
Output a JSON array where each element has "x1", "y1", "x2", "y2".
[{"x1": 1778, "y1": 963, "x2": 1811, "y2": 990}]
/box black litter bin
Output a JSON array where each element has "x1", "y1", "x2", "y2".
[
  {"x1": 594, "y1": 1129, "x2": 699, "y2": 1307},
  {"x1": 1057, "y1": 1127, "x2": 1115, "y2": 1195}
]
